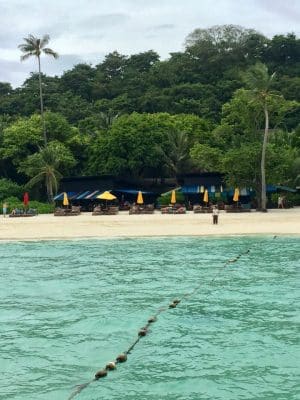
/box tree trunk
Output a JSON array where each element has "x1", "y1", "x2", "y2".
[
  {"x1": 38, "y1": 55, "x2": 47, "y2": 145},
  {"x1": 260, "y1": 104, "x2": 269, "y2": 211},
  {"x1": 46, "y1": 176, "x2": 53, "y2": 203}
]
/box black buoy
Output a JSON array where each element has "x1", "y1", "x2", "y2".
[
  {"x1": 169, "y1": 302, "x2": 176, "y2": 308},
  {"x1": 138, "y1": 328, "x2": 147, "y2": 336},
  {"x1": 148, "y1": 316, "x2": 157, "y2": 323},
  {"x1": 95, "y1": 369, "x2": 107, "y2": 379},
  {"x1": 105, "y1": 361, "x2": 116, "y2": 370},
  {"x1": 116, "y1": 353, "x2": 127, "y2": 363}
]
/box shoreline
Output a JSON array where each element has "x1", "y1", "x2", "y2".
[
  {"x1": 1, "y1": 233, "x2": 299, "y2": 243},
  {"x1": 0, "y1": 208, "x2": 299, "y2": 242}
]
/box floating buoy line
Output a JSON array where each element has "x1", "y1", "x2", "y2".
[{"x1": 68, "y1": 236, "x2": 277, "y2": 400}]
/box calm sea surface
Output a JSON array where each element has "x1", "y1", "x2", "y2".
[{"x1": 0, "y1": 236, "x2": 299, "y2": 400}]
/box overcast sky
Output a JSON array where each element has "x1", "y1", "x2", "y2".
[{"x1": 0, "y1": 0, "x2": 299, "y2": 87}]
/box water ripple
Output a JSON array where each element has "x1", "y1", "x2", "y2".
[{"x1": 0, "y1": 236, "x2": 299, "y2": 400}]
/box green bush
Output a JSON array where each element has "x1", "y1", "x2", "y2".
[
  {"x1": 271, "y1": 192, "x2": 300, "y2": 207},
  {"x1": 1, "y1": 196, "x2": 55, "y2": 214},
  {"x1": 0, "y1": 178, "x2": 24, "y2": 201},
  {"x1": 284, "y1": 192, "x2": 300, "y2": 206}
]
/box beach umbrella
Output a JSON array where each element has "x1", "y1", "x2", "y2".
[
  {"x1": 97, "y1": 191, "x2": 117, "y2": 208},
  {"x1": 170, "y1": 190, "x2": 176, "y2": 204},
  {"x1": 63, "y1": 192, "x2": 69, "y2": 206},
  {"x1": 97, "y1": 191, "x2": 116, "y2": 200},
  {"x1": 203, "y1": 189, "x2": 209, "y2": 203},
  {"x1": 233, "y1": 188, "x2": 240, "y2": 202},
  {"x1": 137, "y1": 191, "x2": 144, "y2": 204},
  {"x1": 23, "y1": 192, "x2": 29, "y2": 207}
]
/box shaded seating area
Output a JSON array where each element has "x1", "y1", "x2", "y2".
[
  {"x1": 225, "y1": 204, "x2": 251, "y2": 213},
  {"x1": 9, "y1": 208, "x2": 37, "y2": 217},
  {"x1": 54, "y1": 206, "x2": 81, "y2": 216},
  {"x1": 92, "y1": 205, "x2": 119, "y2": 215},
  {"x1": 161, "y1": 205, "x2": 186, "y2": 214},
  {"x1": 193, "y1": 205, "x2": 212, "y2": 213},
  {"x1": 129, "y1": 204, "x2": 155, "y2": 214}
]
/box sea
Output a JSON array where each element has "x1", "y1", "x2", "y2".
[{"x1": 0, "y1": 236, "x2": 299, "y2": 400}]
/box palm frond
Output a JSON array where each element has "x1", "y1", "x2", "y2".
[
  {"x1": 20, "y1": 52, "x2": 36, "y2": 61},
  {"x1": 43, "y1": 48, "x2": 59, "y2": 59},
  {"x1": 40, "y1": 34, "x2": 50, "y2": 48},
  {"x1": 26, "y1": 172, "x2": 45, "y2": 188}
]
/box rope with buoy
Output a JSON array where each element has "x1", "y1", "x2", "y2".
[{"x1": 68, "y1": 236, "x2": 277, "y2": 399}]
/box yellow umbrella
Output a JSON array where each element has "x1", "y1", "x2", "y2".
[
  {"x1": 203, "y1": 189, "x2": 208, "y2": 203},
  {"x1": 97, "y1": 191, "x2": 116, "y2": 200},
  {"x1": 170, "y1": 190, "x2": 176, "y2": 204},
  {"x1": 233, "y1": 188, "x2": 239, "y2": 202},
  {"x1": 137, "y1": 191, "x2": 144, "y2": 204},
  {"x1": 63, "y1": 192, "x2": 69, "y2": 206}
]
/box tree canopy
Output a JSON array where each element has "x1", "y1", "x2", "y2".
[{"x1": 0, "y1": 25, "x2": 299, "y2": 203}]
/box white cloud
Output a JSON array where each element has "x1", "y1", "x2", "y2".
[{"x1": 0, "y1": 0, "x2": 298, "y2": 87}]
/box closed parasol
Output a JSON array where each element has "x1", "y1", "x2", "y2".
[
  {"x1": 63, "y1": 192, "x2": 69, "y2": 206},
  {"x1": 170, "y1": 190, "x2": 176, "y2": 204},
  {"x1": 233, "y1": 188, "x2": 239, "y2": 202},
  {"x1": 136, "y1": 191, "x2": 144, "y2": 205},
  {"x1": 23, "y1": 192, "x2": 29, "y2": 207}
]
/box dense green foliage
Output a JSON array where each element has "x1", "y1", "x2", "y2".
[
  {"x1": 0, "y1": 179, "x2": 24, "y2": 201},
  {"x1": 0, "y1": 196, "x2": 55, "y2": 214},
  {"x1": 0, "y1": 25, "x2": 299, "y2": 204}
]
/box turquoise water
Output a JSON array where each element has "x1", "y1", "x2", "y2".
[{"x1": 0, "y1": 236, "x2": 299, "y2": 400}]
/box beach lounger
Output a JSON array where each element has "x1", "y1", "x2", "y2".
[
  {"x1": 129, "y1": 204, "x2": 154, "y2": 214},
  {"x1": 193, "y1": 205, "x2": 212, "y2": 213},
  {"x1": 54, "y1": 206, "x2": 81, "y2": 216},
  {"x1": 9, "y1": 208, "x2": 37, "y2": 217},
  {"x1": 92, "y1": 206, "x2": 119, "y2": 215}
]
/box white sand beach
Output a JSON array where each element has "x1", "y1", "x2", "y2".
[{"x1": 0, "y1": 208, "x2": 299, "y2": 241}]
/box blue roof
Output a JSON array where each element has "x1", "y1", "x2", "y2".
[
  {"x1": 75, "y1": 190, "x2": 91, "y2": 200},
  {"x1": 267, "y1": 185, "x2": 297, "y2": 193},
  {"x1": 181, "y1": 185, "x2": 226, "y2": 194},
  {"x1": 114, "y1": 189, "x2": 154, "y2": 195},
  {"x1": 53, "y1": 192, "x2": 77, "y2": 201}
]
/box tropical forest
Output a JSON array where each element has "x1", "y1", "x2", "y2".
[{"x1": 0, "y1": 25, "x2": 299, "y2": 209}]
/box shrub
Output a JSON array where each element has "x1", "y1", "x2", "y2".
[
  {"x1": 271, "y1": 192, "x2": 300, "y2": 207},
  {"x1": 0, "y1": 179, "x2": 23, "y2": 201},
  {"x1": 1, "y1": 196, "x2": 55, "y2": 214}
]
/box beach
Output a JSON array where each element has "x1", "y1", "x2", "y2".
[{"x1": 1, "y1": 208, "x2": 299, "y2": 241}]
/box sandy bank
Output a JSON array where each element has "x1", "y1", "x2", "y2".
[{"x1": 0, "y1": 208, "x2": 299, "y2": 241}]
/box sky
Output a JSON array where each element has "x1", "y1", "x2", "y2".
[{"x1": 0, "y1": 0, "x2": 299, "y2": 87}]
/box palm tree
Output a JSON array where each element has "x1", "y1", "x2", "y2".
[
  {"x1": 243, "y1": 63, "x2": 276, "y2": 211},
  {"x1": 22, "y1": 145, "x2": 63, "y2": 203},
  {"x1": 158, "y1": 130, "x2": 191, "y2": 182},
  {"x1": 18, "y1": 34, "x2": 58, "y2": 145}
]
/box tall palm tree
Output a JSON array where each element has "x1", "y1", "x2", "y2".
[
  {"x1": 18, "y1": 34, "x2": 58, "y2": 145},
  {"x1": 243, "y1": 63, "x2": 276, "y2": 211}
]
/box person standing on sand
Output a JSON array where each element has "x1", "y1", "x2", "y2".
[
  {"x1": 2, "y1": 202, "x2": 8, "y2": 217},
  {"x1": 278, "y1": 195, "x2": 284, "y2": 209},
  {"x1": 212, "y1": 205, "x2": 219, "y2": 225}
]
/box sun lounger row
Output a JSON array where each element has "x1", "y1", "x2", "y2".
[
  {"x1": 129, "y1": 205, "x2": 155, "y2": 214},
  {"x1": 9, "y1": 208, "x2": 37, "y2": 217},
  {"x1": 224, "y1": 205, "x2": 251, "y2": 212},
  {"x1": 54, "y1": 206, "x2": 81, "y2": 216},
  {"x1": 193, "y1": 205, "x2": 213, "y2": 213},
  {"x1": 92, "y1": 206, "x2": 119, "y2": 215},
  {"x1": 161, "y1": 206, "x2": 186, "y2": 214}
]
